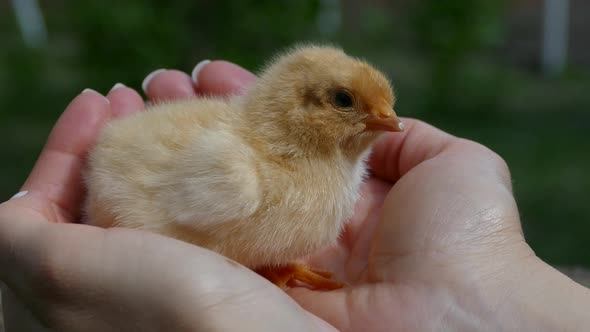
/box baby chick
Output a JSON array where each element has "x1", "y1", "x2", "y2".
[{"x1": 84, "y1": 45, "x2": 403, "y2": 290}]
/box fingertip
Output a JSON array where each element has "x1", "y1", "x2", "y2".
[
  {"x1": 196, "y1": 60, "x2": 256, "y2": 96},
  {"x1": 107, "y1": 83, "x2": 145, "y2": 118},
  {"x1": 49, "y1": 88, "x2": 111, "y2": 153},
  {"x1": 19, "y1": 88, "x2": 113, "y2": 215},
  {"x1": 48, "y1": 88, "x2": 110, "y2": 152},
  {"x1": 81, "y1": 88, "x2": 109, "y2": 103},
  {"x1": 143, "y1": 69, "x2": 195, "y2": 101},
  {"x1": 109, "y1": 83, "x2": 126, "y2": 93},
  {"x1": 75, "y1": 88, "x2": 110, "y2": 110},
  {"x1": 9, "y1": 191, "x2": 28, "y2": 200},
  {"x1": 368, "y1": 118, "x2": 455, "y2": 181},
  {"x1": 61, "y1": 89, "x2": 111, "y2": 128},
  {"x1": 141, "y1": 69, "x2": 166, "y2": 95},
  {"x1": 191, "y1": 59, "x2": 211, "y2": 86}
]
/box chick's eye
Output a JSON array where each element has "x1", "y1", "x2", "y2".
[{"x1": 333, "y1": 90, "x2": 354, "y2": 109}]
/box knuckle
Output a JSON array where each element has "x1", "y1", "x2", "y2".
[{"x1": 458, "y1": 139, "x2": 513, "y2": 187}]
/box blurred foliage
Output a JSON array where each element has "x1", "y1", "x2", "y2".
[
  {"x1": 411, "y1": 0, "x2": 505, "y2": 111},
  {"x1": 1, "y1": 0, "x2": 589, "y2": 267}
]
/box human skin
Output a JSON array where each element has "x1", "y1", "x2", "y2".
[{"x1": 1, "y1": 60, "x2": 589, "y2": 331}]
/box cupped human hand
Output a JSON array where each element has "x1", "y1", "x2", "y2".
[
  {"x1": 0, "y1": 63, "x2": 333, "y2": 332},
  {"x1": 2, "y1": 59, "x2": 586, "y2": 332},
  {"x1": 125, "y1": 63, "x2": 551, "y2": 331},
  {"x1": 182, "y1": 62, "x2": 585, "y2": 331}
]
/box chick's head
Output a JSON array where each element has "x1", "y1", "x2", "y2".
[{"x1": 244, "y1": 45, "x2": 403, "y2": 155}]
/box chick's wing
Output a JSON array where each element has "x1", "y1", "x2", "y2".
[{"x1": 85, "y1": 99, "x2": 261, "y2": 229}]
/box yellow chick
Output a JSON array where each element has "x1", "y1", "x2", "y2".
[{"x1": 84, "y1": 45, "x2": 403, "y2": 290}]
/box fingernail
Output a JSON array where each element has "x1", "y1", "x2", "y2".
[
  {"x1": 82, "y1": 88, "x2": 110, "y2": 104},
  {"x1": 109, "y1": 82, "x2": 126, "y2": 93},
  {"x1": 10, "y1": 191, "x2": 28, "y2": 200},
  {"x1": 191, "y1": 60, "x2": 211, "y2": 86},
  {"x1": 142, "y1": 69, "x2": 166, "y2": 94},
  {"x1": 82, "y1": 88, "x2": 101, "y2": 95}
]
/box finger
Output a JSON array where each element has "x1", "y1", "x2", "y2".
[
  {"x1": 20, "y1": 90, "x2": 111, "y2": 220},
  {"x1": 142, "y1": 69, "x2": 195, "y2": 101},
  {"x1": 106, "y1": 83, "x2": 145, "y2": 118},
  {"x1": 288, "y1": 287, "x2": 396, "y2": 332},
  {"x1": 370, "y1": 118, "x2": 511, "y2": 185},
  {"x1": 194, "y1": 60, "x2": 256, "y2": 96},
  {"x1": 288, "y1": 288, "x2": 342, "y2": 321},
  {"x1": 368, "y1": 118, "x2": 455, "y2": 182},
  {"x1": 368, "y1": 120, "x2": 518, "y2": 281}
]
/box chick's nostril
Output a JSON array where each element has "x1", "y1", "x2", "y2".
[{"x1": 376, "y1": 109, "x2": 393, "y2": 118}]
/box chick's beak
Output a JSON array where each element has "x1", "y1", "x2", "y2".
[{"x1": 363, "y1": 106, "x2": 405, "y2": 132}]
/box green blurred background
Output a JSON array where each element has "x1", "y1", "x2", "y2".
[{"x1": 1, "y1": 0, "x2": 589, "y2": 267}]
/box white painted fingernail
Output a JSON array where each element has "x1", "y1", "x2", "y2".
[
  {"x1": 10, "y1": 191, "x2": 28, "y2": 200},
  {"x1": 109, "y1": 83, "x2": 126, "y2": 93},
  {"x1": 82, "y1": 88, "x2": 109, "y2": 104},
  {"x1": 142, "y1": 69, "x2": 166, "y2": 94},
  {"x1": 191, "y1": 60, "x2": 211, "y2": 86},
  {"x1": 82, "y1": 88, "x2": 100, "y2": 95}
]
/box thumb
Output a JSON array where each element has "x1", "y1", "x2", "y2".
[{"x1": 368, "y1": 118, "x2": 456, "y2": 182}]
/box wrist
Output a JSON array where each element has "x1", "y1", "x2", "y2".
[
  {"x1": 492, "y1": 257, "x2": 590, "y2": 331},
  {"x1": 440, "y1": 250, "x2": 590, "y2": 332}
]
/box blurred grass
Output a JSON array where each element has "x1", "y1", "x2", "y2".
[{"x1": 1, "y1": 1, "x2": 589, "y2": 268}]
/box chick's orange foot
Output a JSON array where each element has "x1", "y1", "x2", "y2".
[{"x1": 256, "y1": 264, "x2": 344, "y2": 291}]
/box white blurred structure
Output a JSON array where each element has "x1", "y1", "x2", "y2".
[
  {"x1": 542, "y1": 0, "x2": 570, "y2": 76},
  {"x1": 10, "y1": 0, "x2": 48, "y2": 49}
]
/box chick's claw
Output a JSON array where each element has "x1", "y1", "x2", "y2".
[{"x1": 256, "y1": 264, "x2": 345, "y2": 291}]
